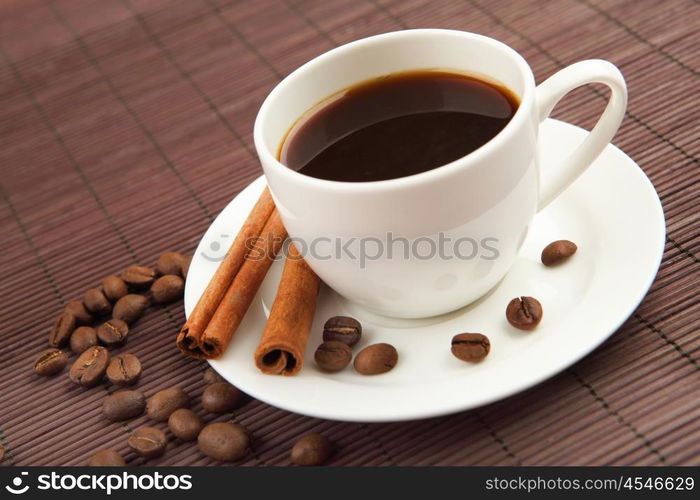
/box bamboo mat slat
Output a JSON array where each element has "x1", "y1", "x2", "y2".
[{"x1": 0, "y1": 0, "x2": 697, "y2": 466}]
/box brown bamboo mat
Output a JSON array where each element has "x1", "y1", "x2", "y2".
[{"x1": 1, "y1": 0, "x2": 698, "y2": 467}]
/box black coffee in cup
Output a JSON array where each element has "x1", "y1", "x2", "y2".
[{"x1": 280, "y1": 70, "x2": 519, "y2": 182}]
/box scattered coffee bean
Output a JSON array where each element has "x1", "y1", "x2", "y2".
[
  {"x1": 70, "y1": 326, "x2": 98, "y2": 354},
  {"x1": 0, "y1": 443, "x2": 4, "y2": 462},
  {"x1": 203, "y1": 367, "x2": 224, "y2": 385},
  {"x1": 34, "y1": 348, "x2": 68, "y2": 376},
  {"x1": 103, "y1": 275, "x2": 128, "y2": 302},
  {"x1": 198, "y1": 422, "x2": 249, "y2": 462},
  {"x1": 181, "y1": 255, "x2": 191, "y2": 279},
  {"x1": 506, "y1": 296, "x2": 543, "y2": 330},
  {"x1": 48, "y1": 310, "x2": 76, "y2": 348},
  {"x1": 103, "y1": 390, "x2": 146, "y2": 421},
  {"x1": 168, "y1": 409, "x2": 203, "y2": 441},
  {"x1": 451, "y1": 333, "x2": 490, "y2": 362},
  {"x1": 150, "y1": 275, "x2": 184, "y2": 304},
  {"x1": 156, "y1": 252, "x2": 184, "y2": 276},
  {"x1": 70, "y1": 346, "x2": 109, "y2": 387},
  {"x1": 147, "y1": 387, "x2": 190, "y2": 422},
  {"x1": 315, "y1": 341, "x2": 352, "y2": 372},
  {"x1": 291, "y1": 433, "x2": 333, "y2": 466},
  {"x1": 202, "y1": 382, "x2": 243, "y2": 413},
  {"x1": 84, "y1": 288, "x2": 112, "y2": 316},
  {"x1": 106, "y1": 353, "x2": 142, "y2": 386},
  {"x1": 112, "y1": 294, "x2": 149, "y2": 324},
  {"x1": 121, "y1": 265, "x2": 156, "y2": 289},
  {"x1": 88, "y1": 449, "x2": 126, "y2": 466},
  {"x1": 541, "y1": 240, "x2": 577, "y2": 266},
  {"x1": 128, "y1": 427, "x2": 167, "y2": 459},
  {"x1": 354, "y1": 343, "x2": 398, "y2": 375},
  {"x1": 97, "y1": 319, "x2": 129, "y2": 347},
  {"x1": 64, "y1": 300, "x2": 93, "y2": 325},
  {"x1": 322, "y1": 316, "x2": 362, "y2": 347}
]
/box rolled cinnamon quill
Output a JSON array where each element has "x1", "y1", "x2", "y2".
[
  {"x1": 177, "y1": 188, "x2": 276, "y2": 358},
  {"x1": 199, "y1": 210, "x2": 287, "y2": 358},
  {"x1": 255, "y1": 243, "x2": 320, "y2": 376}
]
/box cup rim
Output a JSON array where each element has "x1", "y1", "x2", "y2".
[{"x1": 253, "y1": 29, "x2": 535, "y2": 192}]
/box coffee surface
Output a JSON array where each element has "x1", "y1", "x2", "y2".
[{"x1": 280, "y1": 70, "x2": 519, "y2": 182}]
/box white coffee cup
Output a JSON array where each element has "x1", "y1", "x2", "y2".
[{"x1": 254, "y1": 29, "x2": 626, "y2": 318}]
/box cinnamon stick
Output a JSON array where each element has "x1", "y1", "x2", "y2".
[
  {"x1": 177, "y1": 188, "x2": 275, "y2": 358},
  {"x1": 254, "y1": 243, "x2": 320, "y2": 376},
  {"x1": 199, "y1": 210, "x2": 288, "y2": 358}
]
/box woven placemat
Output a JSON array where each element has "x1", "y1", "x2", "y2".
[{"x1": 0, "y1": 0, "x2": 697, "y2": 466}]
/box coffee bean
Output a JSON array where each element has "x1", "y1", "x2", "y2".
[
  {"x1": 34, "y1": 348, "x2": 68, "y2": 376},
  {"x1": 198, "y1": 422, "x2": 249, "y2": 462},
  {"x1": 202, "y1": 382, "x2": 243, "y2": 413},
  {"x1": 84, "y1": 288, "x2": 112, "y2": 316},
  {"x1": 168, "y1": 409, "x2": 203, "y2": 441},
  {"x1": 541, "y1": 240, "x2": 577, "y2": 266},
  {"x1": 354, "y1": 343, "x2": 398, "y2": 375},
  {"x1": 102, "y1": 275, "x2": 128, "y2": 302},
  {"x1": 70, "y1": 346, "x2": 109, "y2": 387},
  {"x1": 112, "y1": 294, "x2": 149, "y2": 324},
  {"x1": 48, "y1": 311, "x2": 76, "y2": 348},
  {"x1": 106, "y1": 353, "x2": 142, "y2": 386},
  {"x1": 150, "y1": 275, "x2": 184, "y2": 304},
  {"x1": 70, "y1": 326, "x2": 98, "y2": 354},
  {"x1": 121, "y1": 265, "x2": 156, "y2": 288},
  {"x1": 506, "y1": 296, "x2": 543, "y2": 330},
  {"x1": 314, "y1": 341, "x2": 352, "y2": 372},
  {"x1": 88, "y1": 449, "x2": 126, "y2": 466},
  {"x1": 0, "y1": 443, "x2": 5, "y2": 462},
  {"x1": 181, "y1": 255, "x2": 192, "y2": 279},
  {"x1": 322, "y1": 316, "x2": 362, "y2": 347},
  {"x1": 128, "y1": 427, "x2": 167, "y2": 459},
  {"x1": 147, "y1": 387, "x2": 190, "y2": 422},
  {"x1": 291, "y1": 433, "x2": 333, "y2": 466},
  {"x1": 451, "y1": 333, "x2": 490, "y2": 362},
  {"x1": 64, "y1": 300, "x2": 93, "y2": 325},
  {"x1": 103, "y1": 390, "x2": 146, "y2": 421},
  {"x1": 156, "y1": 252, "x2": 184, "y2": 276},
  {"x1": 203, "y1": 367, "x2": 224, "y2": 385},
  {"x1": 97, "y1": 319, "x2": 129, "y2": 347}
]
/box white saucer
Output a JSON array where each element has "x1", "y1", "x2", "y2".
[{"x1": 185, "y1": 119, "x2": 665, "y2": 422}]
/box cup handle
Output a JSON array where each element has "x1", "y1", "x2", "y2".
[{"x1": 535, "y1": 59, "x2": 627, "y2": 210}]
